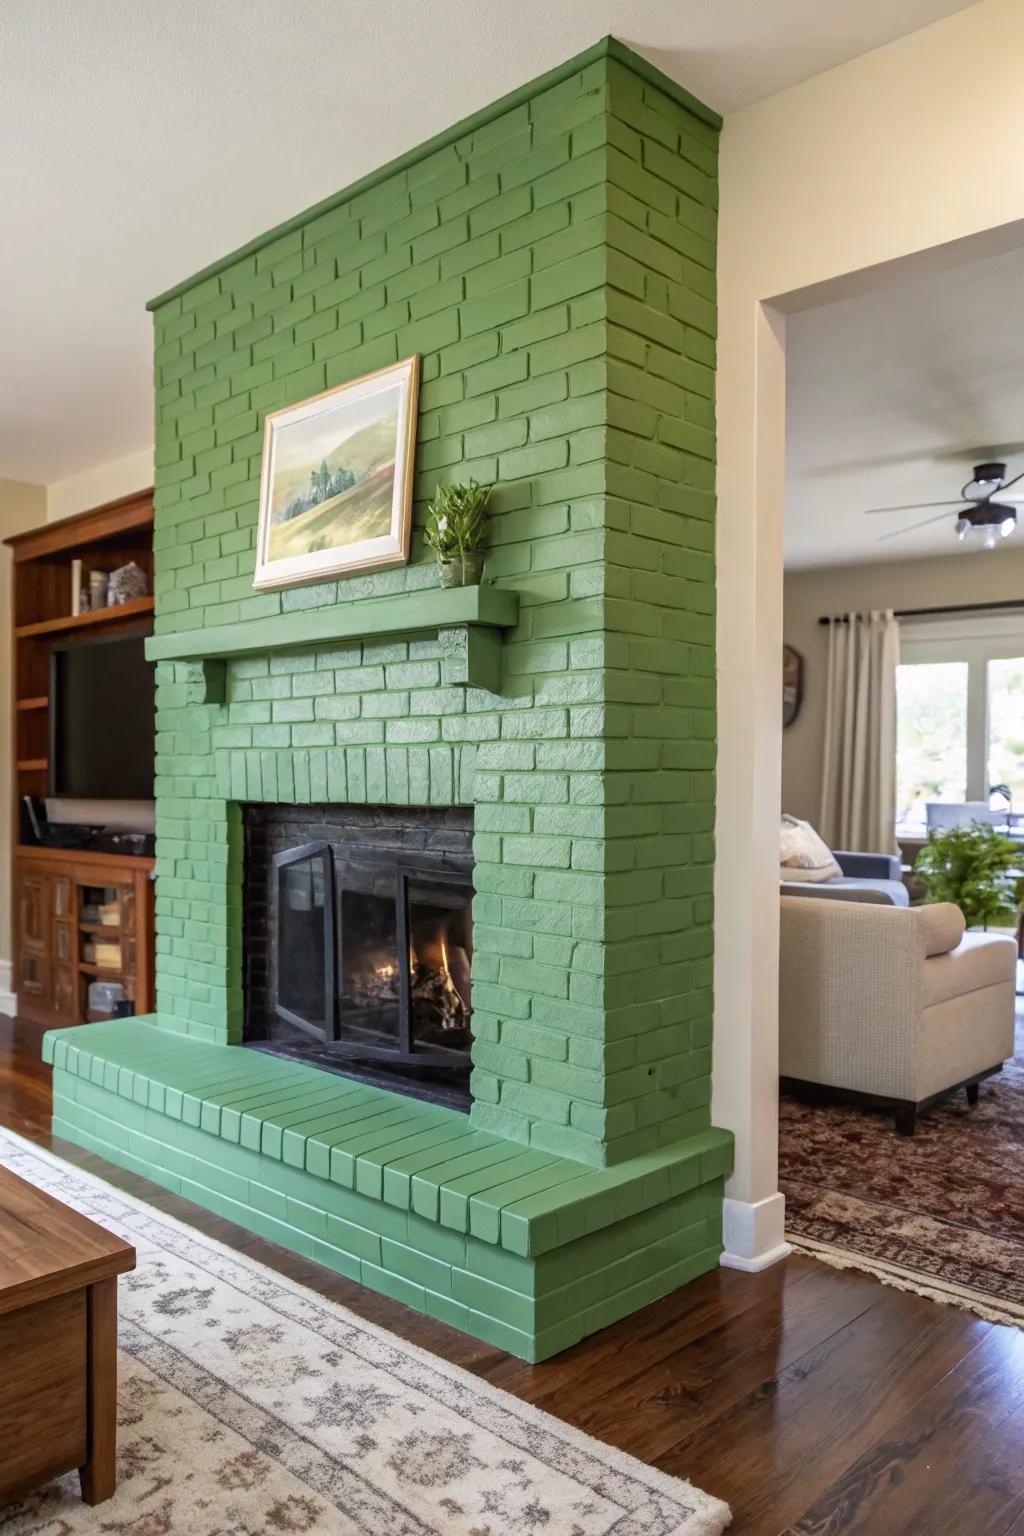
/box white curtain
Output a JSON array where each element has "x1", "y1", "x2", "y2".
[{"x1": 820, "y1": 610, "x2": 899, "y2": 853}]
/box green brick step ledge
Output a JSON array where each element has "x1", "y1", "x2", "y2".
[
  {"x1": 145, "y1": 584, "x2": 520, "y2": 698},
  {"x1": 44, "y1": 1020, "x2": 730, "y2": 1256},
  {"x1": 45, "y1": 1020, "x2": 731, "y2": 1360}
]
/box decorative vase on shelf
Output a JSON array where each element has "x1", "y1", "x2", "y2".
[
  {"x1": 438, "y1": 549, "x2": 484, "y2": 589},
  {"x1": 88, "y1": 569, "x2": 109, "y2": 609}
]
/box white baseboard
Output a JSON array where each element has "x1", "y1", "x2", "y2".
[
  {"x1": 720, "y1": 1241, "x2": 793, "y2": 1272},
  {"x1": 0, "y1": 959, "x2": 16, "y2": 1017},
  {"x1": 720, "y1": 1192, "x2": 792, "y2": 1271}
]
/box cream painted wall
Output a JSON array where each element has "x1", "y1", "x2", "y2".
[
  {"x1": 0, "y1": 479, "x2": 48, "y2": 1000},
  {"x1": 715, "y1": 0, "x2": 1024, "y2": 1265},
  {"x1": 783, "y1": 550, "x2": 1024, "y2": 825},
  {"x1": 46, "y1": 446, "x2": 153, "y2": 522}
]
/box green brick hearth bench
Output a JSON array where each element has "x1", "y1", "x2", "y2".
[{"x1": 44, "y1": 1020, "x2": 730, "y2": 1360}]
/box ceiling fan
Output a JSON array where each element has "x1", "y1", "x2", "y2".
[{"x1": 865, "y1": 461, "x2": 1024, "y2": 549}]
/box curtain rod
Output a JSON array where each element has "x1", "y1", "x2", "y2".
[{"x1": 817, "y1": 599, "x2": 1024, "y2": 626}]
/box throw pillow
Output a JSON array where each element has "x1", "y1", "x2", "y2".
[{"x1": 780, "y1": 814, "x2": 842, "y2": 883}]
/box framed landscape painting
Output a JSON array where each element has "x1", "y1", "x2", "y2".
[{"x1": 253, "y1": 355, "x2": 420, "y2": 589}]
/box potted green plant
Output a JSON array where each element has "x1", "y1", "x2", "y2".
[
  {"x1": 424, "y1": 480, "x2": 492, "y2": 588},
  {"x1": 914, "y1": 823, "x2": 1024, "y2": 929}
]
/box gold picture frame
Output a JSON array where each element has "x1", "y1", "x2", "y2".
[{"x1": 253, "y1": 354, "x2": 420, "y2": 590}]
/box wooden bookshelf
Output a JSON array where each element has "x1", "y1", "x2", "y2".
[
  {"x1": 15, "y1": 595, "x2": 154, "y2": 640},
  {"x1": 4, "y1": 491, "x2": 156, "y2": 1026}
]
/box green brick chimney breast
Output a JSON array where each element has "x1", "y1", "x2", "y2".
[{"x1": 46, "y1": 37, "x2": 731, "y2": 1360}]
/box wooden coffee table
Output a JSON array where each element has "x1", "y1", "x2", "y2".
[{"x1": 0, "y1": 1162, "x2": 135, "y2": 1506}]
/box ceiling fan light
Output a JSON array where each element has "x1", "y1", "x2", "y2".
[
  {"x1": 964, "y1": 461, "x2": 1008, "y2": 501},
  {"x1": 983, "y1": 527, "x2": 999, "y2": 551},
  {"x1": 1001, "y1": 514, "x2": 1016, "y2": 538},
  {"x1": 956, "y1": 516, "x2": 971, "y2": 540}
]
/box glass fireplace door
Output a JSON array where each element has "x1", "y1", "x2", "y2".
[
  {"x1": 336, "y1": 866, "x2": 402, "y2": 1056},
  {"x1": 274, "y1": 842, "x2": 334, "y2": 1038},
  {"x1": 398, "y1": 868, "x2": 473, "y2": 1062}
]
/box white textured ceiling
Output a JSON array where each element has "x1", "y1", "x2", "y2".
[
  {"x1": 0, "y1": 0, "x2": 980, "y2": 486},
  {"x1": 786, "y1": 243, "x2": 1024, "y2": 570}
]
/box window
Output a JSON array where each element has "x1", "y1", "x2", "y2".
[
  {"x1": 896, "y1": 662, "x2": 968, "y2": 827},
  {"x1": 896, "y1": 617, "x2": 1024, "y2": 833},
  {"x1": 987, "y1": 656, "x2": 1024, "y2": 805}
]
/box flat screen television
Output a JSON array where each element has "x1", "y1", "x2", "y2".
[{"x1": 49, "y1": 635, "x2": 155, "y2": 801}]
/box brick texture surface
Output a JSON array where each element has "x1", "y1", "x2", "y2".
[
  {"x1": 46, "y1": 1028, "x2": 726, "y2": 1360},
  {"x1": 148, "y1": 51, "x2": 719, "y2": 1171}
]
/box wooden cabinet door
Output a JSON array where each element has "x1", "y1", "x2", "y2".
[
  {"x1": 52, "y1": 967, "x2": 76, "y2": 1020},
  {"x1": 17, "y1": 949, "x2": 48, "y2": 1002},
  {"x1": 51, "y1": 877, "x2": 76, "y2": 1025},
  {"x1": 16, "y1": 869, "x2": 51, "y2": 1009},
  {"x1": 119, "y1": 882, "x2": 136, "y2": 1005},
  {"x1": 19, "y1": 870, "x2": 47, "y2": 945}
]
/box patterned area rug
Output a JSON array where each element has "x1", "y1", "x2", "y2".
[
  {"x1": 780, "y1": 1008, "x2": 1024, "y2": 1326},
  {"x1": 0, "y1": 1129, "x2": 729, "y2": 1536}
]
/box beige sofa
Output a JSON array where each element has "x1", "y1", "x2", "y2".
[{"x1": 779, "y1": 896, "x2": 1017, "y2": 1133}]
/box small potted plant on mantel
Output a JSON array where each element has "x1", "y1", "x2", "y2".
[{"x1": 424, "y1": 479, "x2": 492, "y2": 588}]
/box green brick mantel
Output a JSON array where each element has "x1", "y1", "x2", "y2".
[
  {"x1": 49, "y1": 37, "x2": 729, "y2": 1360},
  {"x1": 146, "y1": 581, "x2": 520, "y2": 662},
  {"x1": 146, "y1": 583, "x2": 520, "y2": 697}
]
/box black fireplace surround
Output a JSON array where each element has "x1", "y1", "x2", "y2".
[{"x1": 244, "y1": 806, "x2": 474, "y2": 1109}]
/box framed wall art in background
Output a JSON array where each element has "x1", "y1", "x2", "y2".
[{"x1": 783, "y1": 643, "x2": 804, "y2": 728}]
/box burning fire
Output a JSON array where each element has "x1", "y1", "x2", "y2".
[{"x1": 439, "y1": 934, "x2": 469, "y2": 1030}]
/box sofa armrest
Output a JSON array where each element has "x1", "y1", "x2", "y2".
[
  {"x1": 917, "y1": 902, "x2": 966, "y2": 957},
  {"x1": 834, "y1": 850, "x2": 902, "y2": 881}
]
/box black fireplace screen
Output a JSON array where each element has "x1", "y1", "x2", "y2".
[
  {"x1": 275, "y1": 842, "x2": 472, "y2": 1065},
  {"x1": 244, "y1": 807, "x2": 474, "y2": 1088}
]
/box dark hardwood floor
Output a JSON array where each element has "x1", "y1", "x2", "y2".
[{"x1": 2, "y1": 1010, "x2": 1023, "y2": 1534}]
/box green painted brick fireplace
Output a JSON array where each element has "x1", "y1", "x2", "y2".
[{"x1": 45, "y1": 36, "x2": 731, "y2": 1360}]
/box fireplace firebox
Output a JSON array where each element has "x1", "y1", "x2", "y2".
[{"x1": 244, "y1": 806, "x2": 474, "y2": 1109}]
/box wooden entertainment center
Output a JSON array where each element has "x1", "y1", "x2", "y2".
[{"x1": 6, "y1": 491, "x2": 156, "y2": 1027}]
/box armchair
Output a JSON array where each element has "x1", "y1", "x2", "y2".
[{"x1": 779, "y1": 896, "x2": 1017, "y2": 1132}]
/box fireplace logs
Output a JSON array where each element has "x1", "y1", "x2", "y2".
[{"x1": 411, "y1": 934, "x2": 472, "y2": 1050}]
